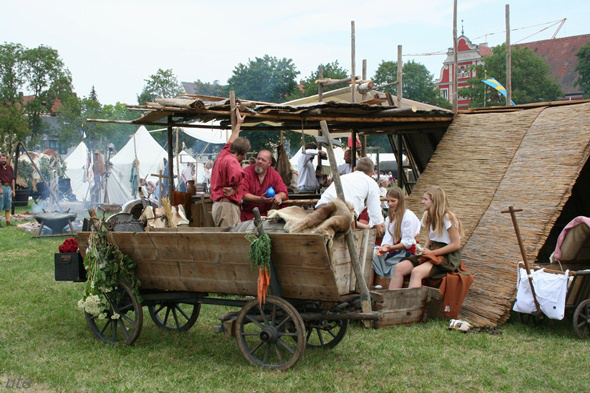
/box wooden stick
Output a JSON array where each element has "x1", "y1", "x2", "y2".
[
  {"x1": 361, "y1": 59, "x2": 367, "y2": 102},
  {"x1": 318, "y1": 66, "x2": 324, "y2": 102},
  {"x1": 167, "y1": 116, "x2": 174, "y2": 199},
  {"x1": 452, "y1": 0, "x2": 458, "y2": 114},
  {"x1": 505, "y1": 4, "x2": 512, "y2": 106},
  {"x1": 319, "y1": 120, "x2": 372, "y2": 324},
  {"x1": 397, "y1": 45, "x2": 403, "y2": 106},
  {"x1": 502, "y1": 206, "x2": 542, "y2": 314},
  {"x1": 351, "y1": 20, "x2": 356, "y2": 104}
]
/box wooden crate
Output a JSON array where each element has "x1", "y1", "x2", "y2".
[{"x1": 371, "y1": 287, "x2": 442, "y2": 328}]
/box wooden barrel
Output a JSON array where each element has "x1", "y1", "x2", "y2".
[{"x1": 12, "y1": 188, "x2": 30, "y2": 207}]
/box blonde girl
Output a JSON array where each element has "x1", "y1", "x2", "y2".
[
  {"x1": 372, "y1": 187, "x2": 420, "y2": 287},
  {"x1": 389, "y1": 186, "x2": 463, "y2": 289}
]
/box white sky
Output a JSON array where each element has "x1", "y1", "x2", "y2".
[{"x1": 2, "y1": 0, "x2": 588, "y2": 105}]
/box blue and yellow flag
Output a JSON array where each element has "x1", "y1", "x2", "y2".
[{"x1": 482, "y1": 78, "x2": 515, "y2": 105}]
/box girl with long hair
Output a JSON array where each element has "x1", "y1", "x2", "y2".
[
  {"x1": 389, "y1": 186, "x2": 463, "y2": 289},
  {"x1": 372, "y1": 187, "x2": 421, "y2": 288}
]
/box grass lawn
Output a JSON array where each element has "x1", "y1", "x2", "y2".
[{"x1": 1, "y1": 202, "x2": 589, "y2": 392}]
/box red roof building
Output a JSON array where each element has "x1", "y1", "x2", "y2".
[
  {"x1": 436, "y1": 33, "x2": 590, "y2": 107},
  {"x1": 434, "y1": 35, "x2": 491, "y2": 110},
  {"x1": 516, "y1": 34, "x2": 590, "y2": 99}
]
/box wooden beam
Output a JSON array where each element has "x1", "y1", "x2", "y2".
[
  {"x1": 505, "y1": 4, "x2": 512, "y2": 106},
  {"x1": 397, "y1": 45, "x2": 403, "y2": 106},
  {"x1": 167, "y1": 116, "x2": 174, "y2": 199},
  {"x1": 452, "y1": 0, "x2": 458, "y2": 114},
  {"x1": 351, "y1": 20, "x2": 356, "y2": 104}
]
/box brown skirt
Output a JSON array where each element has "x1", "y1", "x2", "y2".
[{"x1": 406, "y1": 241, "x2": 462, "y2": 279}]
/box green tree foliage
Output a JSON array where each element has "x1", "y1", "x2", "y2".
[
  {"x1": 137, "y1": 68, "x2": 183, "y2": 104},
  {"x1": 0, "y1": 43, "x2": 72, "y2": 153},
  {"x1": 228, "y1": 55, "x2": 299, "y2": 103},
  {"x1": 191, "y1": 79, "x2": 229, "y2": 97},
  {"x1": 58, "y1": 88, "x2": 136, "y2": 150},
  {"x1": 0, "y1": 43, "x2": 29, "y2": 153},
  {"x1": 22, "y1": 45, "x2": 73, "y2": 140},
  {"x1": 460, "y1": 44, "x2": 563, "y2": 107},
  {"x1": 574, "y1": 41, "x2": 590, "y2": 98},
  {"x1": 287, "y1": 60, "x2": 349, "y2": 100},
  {"x1": 372, "y1": 60, "x2": 451, "y2": 109}
]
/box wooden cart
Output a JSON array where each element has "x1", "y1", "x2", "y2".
[{"x1": 74, "y1": 223, "x2": 440, "y2": 370}]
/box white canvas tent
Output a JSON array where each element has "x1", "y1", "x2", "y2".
[
  {"x1": 181, "y1": 121, "x2": 228, "y2": 144},
  {"x1": 64, "y1": 141, "x2": 90, "y2": 201},
  {"x1": 175, "y1": 149, "x2": 206, "y2": 185},
  {"x1": 106, "y1": 126, "x2": 167, "y2": 204}
]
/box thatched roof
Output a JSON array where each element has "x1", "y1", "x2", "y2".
[{"x1": 407, "y1": 101, "x2": 590, "y2": 327}]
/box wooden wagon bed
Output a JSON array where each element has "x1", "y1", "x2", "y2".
[{"x1": 77, "y1": 228, "x2": 375, "y2": 302}]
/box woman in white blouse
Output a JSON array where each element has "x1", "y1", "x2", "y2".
[{"x1": 372, "y1": 187, "x2": 420, "y2": 288}]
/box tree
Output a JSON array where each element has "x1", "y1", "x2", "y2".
[
  {"x1": 58, "y1": 87, "x2": 136, "y2": 150},
  {"x1": 137, "y1": 68, "x2": 183, "y2": 104},
  {"x1": 0, "y1": 43, "x2": 29, "y2": 153},
  {"x1": 574, "y1": 41, "x2": 590, "y2": 98},
  {"x1": 287, "y1": 60, "x2": 349, "y2": 100},
  {"x1": 372, "y1": 60, "x2": 451, "y2": 109},
  {"x1": 22, "y1": 45, "x2": 73, "y2": 140},
  {"x1": 191, "y1": 79, "x2": 229, "y2": 97},
  {"x1": 460, "y1": 44, "x2": 563, "y2": 107},
  {"x1": 228, "y1": 55, "x2": 299, "y2": 103}
]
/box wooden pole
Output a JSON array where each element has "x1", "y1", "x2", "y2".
[
  {"x1": 505, "y1": 4, "x2": 512, "y2": 106},
  {"x1": 318, "y1": 66, "x2": 324, "y2": 102},
  {"x1": 361, "y1": 59, "x2": 367, "y2": 102},
  {"x1": 229, "y1": 90, "x2": 236, "y2": 143},
  {"x1": 175, "y1": 127, "x2": 181, "y2": 191},
  {"x1": 167, "y1": 115, "x2": 174, "y2": 199},
  {"x1": 502, "y1": 207, "x2": 542, "y2": 316},
  {"x1": 452, "y1": 0, "x2": 458, "y2": 114},
  {"x1": 397, "y1": 45, "x2": 403, "y2": 107},
  {"x1": 351, "y1": 20, "x2": 356, "y2": 103},
  {"x1": 319, "y1": 120, "x2": 372, "y2": 323}
]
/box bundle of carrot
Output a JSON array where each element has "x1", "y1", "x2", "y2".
[{"x1": 245, "y1": 232, "x2": 272, "y2": 305}]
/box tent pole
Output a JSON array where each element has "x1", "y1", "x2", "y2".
[
  {"x1": 175, "y1": 127, "x2": 181, "y2": 191},
  {"x1": 167, "y1": 116, "x2": 174, "y2": 198}
]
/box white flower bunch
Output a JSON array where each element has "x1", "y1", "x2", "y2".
[{"x1": 77, "y1": 295, "x2": 105, "y2": 316}]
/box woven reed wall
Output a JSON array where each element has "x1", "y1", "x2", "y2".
[
  {"x1": 407, "y1": 108, "x2": 544, "y2": 245},
  {"x1": 460, "y1": 102, "x2": 590, "y2": 326},
  {"x1": 407, "y1": 102, "x2": 590, "y2": 327}
]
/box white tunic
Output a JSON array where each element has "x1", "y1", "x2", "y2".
[
  {"x1": 316, "y1": 171, "x2": 384, "y2": 227},
  {"x1": 337, "y1": 163, "x2": 353, "y2": 176},
  {"x1": 382, "y1": 209, "x2": 421, "y2": 249},
  {"x1": 421, "y1": 213, "x2": 458, "y2": 244},
  {"x1": 297, "y1": 149, "x2": 320, "y2": 191}
]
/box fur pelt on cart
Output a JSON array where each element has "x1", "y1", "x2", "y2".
[{"x1": 268, "y1": 199, "x2": 354, "y2": 242}]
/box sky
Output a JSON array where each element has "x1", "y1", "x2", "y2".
[{"x1": 2, "y1": 0, "x2": 588, "y2": 105}]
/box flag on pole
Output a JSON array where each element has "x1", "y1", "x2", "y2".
[{"x1": 482, "y1": 78, "x2": 515, "y2": 105}]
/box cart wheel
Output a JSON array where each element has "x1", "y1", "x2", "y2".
[
  {"x1": 235, "y1": 296, "x2": 306, "y2": 371},
  {"x1": 518, "y1": 311, "x2": 544, "y2": 326},
  {"x1": 85, "y1": 281, "x2": 143, "y2": 345},
  {"x1": 305, "y1": 319, "x2": 348, "y2": 349},
  {"x1": 573, "y1": 299, "x2": 590, "y2": 340},
  {"x1": 148, "y1": 301, "x2": 200, "y2": 331}
]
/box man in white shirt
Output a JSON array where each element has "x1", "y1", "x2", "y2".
[
  {"x1": 337, "y1": 149, "x2": 354, "y2": 176},
  {"x1": 297, "y1": 143, "x2": 326, "y2": 193},
  {"x1": 316, "y1": 157, "x2": 384, "y2": 236}
]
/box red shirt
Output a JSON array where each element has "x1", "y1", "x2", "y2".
[
  {"x1": 240, "y1": 165, "x2": 289, "y2": 221},
  {"x1": 210, "y1": 142, "x2": 245, "y2": 204},
  {"x1": 0, "y1": 164, "x2": 14, "y2": 184}
]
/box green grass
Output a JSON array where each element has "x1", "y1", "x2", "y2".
[{"x1": 1, "y1": 202, "x2": 589, "y2": 392}]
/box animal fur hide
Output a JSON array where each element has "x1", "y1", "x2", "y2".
[{"x1": 268, "y1": 199, "x2": 354, "y2": 239}]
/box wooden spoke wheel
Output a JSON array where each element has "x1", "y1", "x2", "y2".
[
  {"x1": 85, "y1": 281, "x2": 143, "y2": 345},
  {"x1": 305, "y1": 319, "x2": 348, "y2": 349},
  {"x1": 148, "y1": 301, "x2": 200, "y2": 331},
  {"x1": 573, "y1": 299, "x2": 590, "y2": 340},
  {"x1": 235, "y1": 296, "x2": 306, "y2": 371}
]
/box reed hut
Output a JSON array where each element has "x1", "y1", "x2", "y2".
[{"x1": 407, "y1": 100, "x2": 590, "y2": 327}]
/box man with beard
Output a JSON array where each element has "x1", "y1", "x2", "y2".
[
  {"x1": 0, "y1": 152, "x2": 16, "y2": 227},
  {"x1": 240, "y1": 149, "x2": 288, "y2": 221}
]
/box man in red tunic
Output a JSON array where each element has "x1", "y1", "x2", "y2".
[
  {"x1": 240, "y1": 150, "x2": 288, "y2": 221},
  {"x1": 0, "y1": 152, "x2": 16, "y2": 227},
  {"x1": 210, "y1": 109, "x2": 250, "y2": 227}
]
